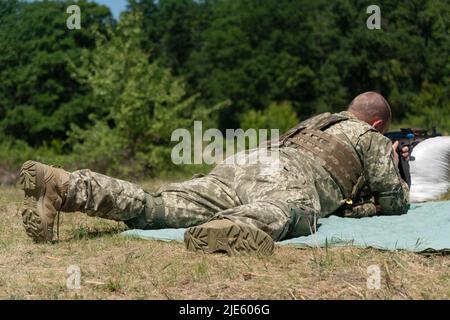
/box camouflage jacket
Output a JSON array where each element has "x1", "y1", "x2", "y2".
[{"x1": 281, "y1": 111, "x2": 410, "y2": 218}]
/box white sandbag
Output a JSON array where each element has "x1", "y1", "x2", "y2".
[{"x1": 409, "y1": 136, "x2": 450, "y2": 203}]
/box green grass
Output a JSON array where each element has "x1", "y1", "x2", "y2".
[{"x1": 1, "y1": 183, "x2": 450, "y2": 299}]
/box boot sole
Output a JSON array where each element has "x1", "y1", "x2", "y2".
[
  {"x1": 184, "y1": 222, "x2": 274, "y2": 256},
  {"x1": 19, "y1": 161, "x2": 48, "y2": 243}
]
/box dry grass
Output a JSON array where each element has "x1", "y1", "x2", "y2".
[
  {"x1": 1, "y1": 183, "x2": 450, "y2": 300},
  {"x1": 440, "y1": 190, "x2": 450, "y2": 201}
]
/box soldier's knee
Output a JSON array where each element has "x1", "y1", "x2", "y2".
[{"x1": 124, "y1": 192, "x2": 166, "y2": 230}]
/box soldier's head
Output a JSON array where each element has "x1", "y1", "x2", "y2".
[{"x1": 347, "y1": 92, "x2": 392, "y2": 134}]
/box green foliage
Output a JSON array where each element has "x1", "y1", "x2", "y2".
[
  {"x1": 0, "y1": 0, "x2": 113, "y2": 146},
  {"x1": 71, "y1": 12, "x2": 226, "y2": 177},
  {"x1": 0, "y1": 138, "x2": 76, "y2": 174},
  {"x1": 240, "y1": 102, "x2": 299, "y2": 134},
  {"x1": 180, "y1": 0, "x2": 448, "y2": 126},
  {"x1": 66, "y1": 121, "x2": 126, "y2": 176},
  {"x1": 0, "y1": 139, "x2": 35, "y2": 172},
  {"x1": 0, "y1": 0, "x2": 448, "y2": 178},
  {"x1": 128, "y1": 0, "x2": 207, "y2": 75},
  {"x1": 406, "y1": 82, "x2": 450, "y2": 133}
]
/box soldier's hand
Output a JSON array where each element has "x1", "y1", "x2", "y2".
[
  {"x1": 392, "y1": 141, "x2": 400, "y2": 167},
  {"x1": 340, "y1": 203, "x2": 378, "y2": 218},
  {"x1": 392, "y1": 141, "x2": 410, "y2": 167},
  {"x1": 400, "y1": 145, "x2": 410, "y2": 161}
]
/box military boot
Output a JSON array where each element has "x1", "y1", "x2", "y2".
[
  {"x1": 20, "y1": 160, "x2": 70, "y2": 243},
  {"x1": 184, "y1": 218, "x2": 274, "y2": 256},
  {"x1": 20, "y1": 161, "x2": 159, "y2": 242}
]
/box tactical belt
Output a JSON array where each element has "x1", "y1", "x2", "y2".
[{"x1": 287, "y1": 128, "x2": 364, "y2": 200}]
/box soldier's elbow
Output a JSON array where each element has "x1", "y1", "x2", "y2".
[{"x1": 375, "y1": 188, "x2": 410, "y2": 216}]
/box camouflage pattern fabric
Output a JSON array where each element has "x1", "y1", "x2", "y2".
[
  {"x1": 62, "y1": 111, "x2": 410, "y2": 241},
  {"x1": 63, "y1": 169, "x2": 146, "y2": 221},
  {"x1": 157, "y1": 149, "x2": 320, "y2": 241},
  {"x1": 318, "y1": 111, "x2": 410, "y2": 216}
]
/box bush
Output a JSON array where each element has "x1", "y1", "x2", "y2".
[
  {"x1": 66, "y1": 12, "x2": 227, "y2": 179},
  {"x1": 240, "y1": 101, "x2": 299, "y2": 134},
  {"x1": 406, "y1": 83, "x2": 450, "y2": 134}
]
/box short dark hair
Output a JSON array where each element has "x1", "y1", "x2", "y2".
[{"x1": 347, "y1": 92, "x2": 392, "y2": 123}]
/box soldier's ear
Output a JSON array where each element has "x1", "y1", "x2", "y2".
[{"x1": 369, "y1": 118, "x2": 385, "y2": 133}]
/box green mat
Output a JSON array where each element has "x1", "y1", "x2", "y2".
[{"x1": 121, "y1": 201, "x2": 450, "y2": 252}]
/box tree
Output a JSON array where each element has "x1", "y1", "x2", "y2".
[
  {"x1": 127, "y1": 0, "x2": 208, "y2": 75},
  {"x1": 70, "y1": 12, "x2": 226, "y2": 176},
  {"x1": 407, "y1": 82, "x2": 450, "y2": 132},
  {"x1": 131, "y1": 0, "x2": 449, "y2": 129},
  {"x1": 240, "y1": 101, "x2": 299, "y2": 134},
  {"x1": 0, "y1": 0, "x2": 113, "y2": 146}
]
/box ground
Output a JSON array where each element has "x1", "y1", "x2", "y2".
[{"x1": 1, "y1": 181, "x2": 449, "y2": 300}]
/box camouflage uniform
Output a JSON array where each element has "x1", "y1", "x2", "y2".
[{"x1": 63, "y1": 111, "x2": 409, "y2": 241}]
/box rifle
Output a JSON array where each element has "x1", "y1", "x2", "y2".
[{"x1": 385, "y1": 127, "x2": 441, "y2": 187}]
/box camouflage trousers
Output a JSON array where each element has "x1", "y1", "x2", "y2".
[{"x1": 63, "y1": 148, "x2": 323, "y2": 241}]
